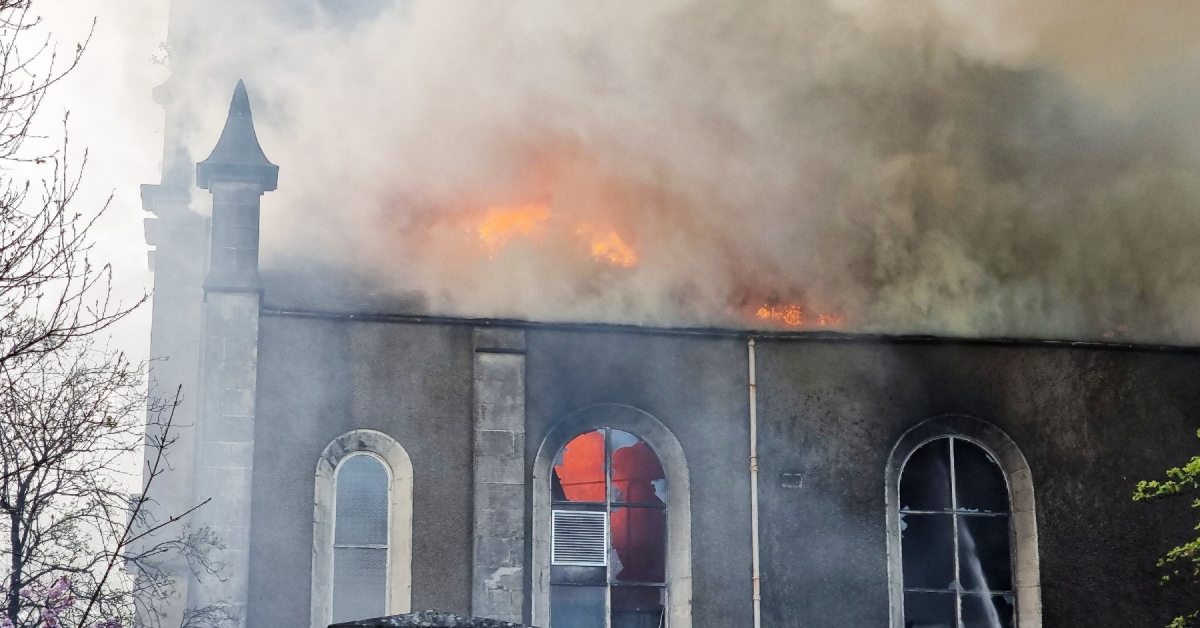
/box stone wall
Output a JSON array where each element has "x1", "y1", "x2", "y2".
[
  {"x1": 249, "y1": 310, "x2": 1200, "y2": 628},
  {"x1": 471, "y1": 329, "x2": 527, "y2": 622},
  {"x1": 250, "y1": 316, "x2": 476, "y2": 628}
]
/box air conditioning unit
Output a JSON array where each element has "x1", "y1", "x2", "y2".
[{"x1": 551, "y1": 510, "x2": 608, "y2": 567}]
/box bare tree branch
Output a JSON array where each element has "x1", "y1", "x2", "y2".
[{"x1": 0, "y1": 3, "x2": 223, "y2": 627}]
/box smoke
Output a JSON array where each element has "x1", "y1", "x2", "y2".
[
  {"x1": 166, "y1": 0, "x2": 1200, "y2": 342},
  {"x1": 35, "y1": 0, "x2": 167, "y2": 364}
]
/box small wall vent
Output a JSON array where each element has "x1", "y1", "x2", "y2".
[
  {"x1": 781, "y1": 472, "x2": 804, "y2": 489},
  {"x1": 551, "y1": 510, "x2": 608, "y2": 567}
]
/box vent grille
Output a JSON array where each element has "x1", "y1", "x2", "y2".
[{"x1": 551, "y1": 510, "x2": 608, "y2": 567}]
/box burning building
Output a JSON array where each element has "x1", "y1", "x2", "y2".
[{"x1": 139, "y1": 2, "x2": 1200, "y2": 628}]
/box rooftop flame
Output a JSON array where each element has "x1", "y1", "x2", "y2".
[
  {"x1": 755, "y1": 304, "x2": 845, "y2": 329},
  {"x1": 463, "y1": 200, "x2": 850, "y2": 330},
  {"x1": 470, "y1": 202, "x2": 639, "y2": 269},
  {"x1": 757, "y1": 304, "x2": 803, "y2": 327},
  {"x1": 477, "y1": 204, "x2": 551, "y2": 257},
  {"x1": 577, "y1": 224, "x2": 637, "y2": 268}
]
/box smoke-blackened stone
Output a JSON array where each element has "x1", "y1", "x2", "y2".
[{"x1": 330, "y1": 610, "x2": 530, "y2": 628}]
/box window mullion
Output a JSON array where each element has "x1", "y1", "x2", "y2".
[
  {"x1": 605, "y1": 428, "x2": 613, "y2": 628},
  {"x1": 950, "y1": 438, "x2": 962, "y2": 628}
]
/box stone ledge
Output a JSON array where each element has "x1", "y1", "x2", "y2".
[{"x1": 330, "y1": 610, "x2": 530, "y2": 628}]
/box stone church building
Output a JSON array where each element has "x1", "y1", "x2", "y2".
[{"x1": 139, "y1": 17, "x2": 1200, "y2": 628}]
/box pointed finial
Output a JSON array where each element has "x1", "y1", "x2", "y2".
[{"x1": 197, "y1": 80, "x2": 279, "y2": 191}]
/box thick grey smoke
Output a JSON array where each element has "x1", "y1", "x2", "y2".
[{"x1": 168, "y1": 0, "x2": 1200, "y2": 342}]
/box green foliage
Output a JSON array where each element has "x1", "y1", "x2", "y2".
[
  {"x1": 1135, "y1": 429, "x2": 1200, "y2": 628},
  {"x1": 1170, "y1": 613, "x2": 1200, "y2": 628}
]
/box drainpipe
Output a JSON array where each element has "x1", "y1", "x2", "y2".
[{"x1": 748, "y1": 338, "x2": 763, "y2": 628}]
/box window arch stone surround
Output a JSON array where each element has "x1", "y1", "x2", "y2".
[
  {"x1": 311, "y1": 429, "x2": 414, "y2": 628},
  {"x1": 532, "y1": 404, "x2": 692, "y2": 628},
  {"x1": 885, "y1": 415, "x2": 1041, "y2": 628}
]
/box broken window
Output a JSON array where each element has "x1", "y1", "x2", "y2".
[
  {"x1": 332, "y1": 453, "x2": 390, "y2": 623},
  {"x1": 899, "y1": 437, "x2": 1014, "y2": 628},
  {"x1": 551, "y1": 429, "x2": 667, "y2": 628}
]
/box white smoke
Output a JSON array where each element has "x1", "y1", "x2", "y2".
[
  {"x1": 34, "y1": 0, "x2": 168, "y2": 363},
  {"x1": 163, "y1": 0, "x2": 1200, "y2": 342}
]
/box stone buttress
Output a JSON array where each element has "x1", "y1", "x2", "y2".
[
  {"x1": 189, "y1": 80, "x2": 278, "y2": 626},
  {"x1": 471, "y1": 328, "x2": 528, "y2": 623}
]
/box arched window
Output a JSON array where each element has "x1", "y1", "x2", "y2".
[
  {"x1": 333, "y1": 454, "x2": 390, "y2": 622},
  {"x1": 550, "y1": 428, "x2": 667, "y2": 627},
  {"x1": 311, "y1": 430, "x2": 414, "y2": 628},
  {"x1": 899, "y1": 437, "x2": 1012, "y2": 626},
  {"x1": 533, "y1": 404, "x2": 692, "y2": 628},
  {"x1": 886, "y1": 416, "x2": 1041, "y2": 628}
]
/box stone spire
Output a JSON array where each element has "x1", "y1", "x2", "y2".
[
  {"x1": 196, "y1": 80, "x2": 276, "y2": 291},
  {"x1": 197, "y1": 80, "x2": 278, "y2": 191},
  {"x1": 188, "y1": 80, "x2": 275, "y2": 627}
]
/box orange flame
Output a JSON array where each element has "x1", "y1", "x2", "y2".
[
  {"x1": 817, "y1": 313, "x2": 844, "y2": 326},
  {"x1": 469, "y1": 205, "x2": 637, "y2": 268},
  {"x1": 753, "y1": 303, "x2": 845, "y2": 328},
  {"x1": 476, "y1": 204, "x2": 552, "y2": 257},
  {"x1": 756, "y1": 304, "x2": 803, "y2": 327},
  {"x1": 577, "y1": 224, "x2": 638, "y2": 268},
  {"x1": 583, "y1": 228, "x2": 638, "y2": 265}
]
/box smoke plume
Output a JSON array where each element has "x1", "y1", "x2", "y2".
[{"x1": 165, "y1": 0, "x2": 1200, "y2": 342}]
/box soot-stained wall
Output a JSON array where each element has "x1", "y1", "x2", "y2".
[
  {"x1": 249, "y1": 316, "x2": 476, "y2": 628},
  {"x1": 244, "y1": 312, "x2": 1200, "y2": 628},
  {"x1": 754, "y1": 339, "x2": 1200, "y2": 628}
]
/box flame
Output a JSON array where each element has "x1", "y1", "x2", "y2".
[
  {"x1": 817, "y1": 313, "x2": 844, "y2": 326},
  {"x1": 753, "y1": 303, "x2": 845, "y2": 328},
  {"x1": 476, "y1": 204, "x2": 552, "y2": 257},
  {"x1": 577, "y1": 224, "x2": 638, "y2": 268},
  {"x1": 756, "y1": 304, "x2": 803, "y2": 327},
  {"x1": 467, "y1": 205, "x2": 637, "y2": 268}
]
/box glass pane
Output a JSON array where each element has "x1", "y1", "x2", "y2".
[
  {"x1": 611, "y1": 506, "x2": 666, "y2": 584},
  {"x1": 958, "y1": 516, "x2": 1013, "y2": 593},
  {"x1": 551, "y1": 565, "x2": 608, "y2": 586},
  {"x1": 900, "y1": 439, "x2": 952, "y2": 512},
  {"x1": 550, "y1": 585, "x2": 606, "y2": 628},
  {"x1": 902, "y1": 591, "x2": 956, "y2": 628},
  {"x1": 335, "y1": 455, "x2": 389, "y2": 545},
  {"x1": 554, "y1": 431, "x2": 606, "y2": 503},
  {"x1": 611, "y1": 586, "x2": 665, "y2": 628},
  {"x1": 332, "y1": 547, "x2": 387, "y2": 623},
  {"x1": 610, "y1": 430, "x2": 666, "y2": 505},
  {"x1": 901, "y1": 514, "x2": 955, "y2": 591},
  {"x1": 954, "y1": 440, "x2": 1009, "y2": 514},
  {"x1": 962, "y1": 594, "x2": 1015, "y2": 627}
]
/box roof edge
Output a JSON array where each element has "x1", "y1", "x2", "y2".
[{"x1": 258, "y1": 305, "x2": 1200, "y2": 354}]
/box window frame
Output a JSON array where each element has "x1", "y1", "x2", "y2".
[
  {"x1": 533, "y1": 404, "x2": 692, "y2": 628},
  {"x1": 311, "y1": 430, "x2": 414, "y2": 628},
  {"x1": 549, "y1": 427, "x2": 670, "y2": 624},
  {"x1": 898, "y1": 436, "x2": 1014, "y2": 624},
  {"x1": 885, "y1": 415, "x2": 1041, "y2": 628},
  {"x1": 331, "y1": 452, "x2": 392, "y2": 622}
]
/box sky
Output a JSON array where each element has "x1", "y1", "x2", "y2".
[{"x1": 35, "y1": 0, "x2": 168, "y2": 365}]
